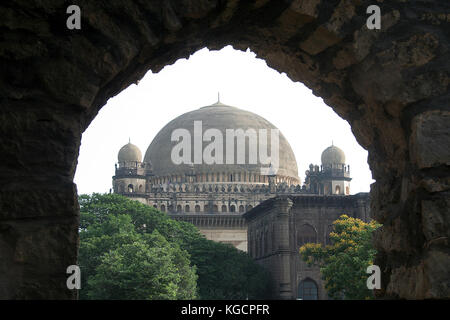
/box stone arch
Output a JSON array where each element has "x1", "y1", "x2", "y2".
[
  {"x1": 239, "y1": 205, "x2": 245, "y2": 213},
  {"x1": 195, "y1": 204, "x2": 201, "y2": 213},
  {"x1": 2, "y1": 0, "x2": 448, "y2": 300},
  {"x1": 230, "y1": 205, "x2": 236, "y2": 213},
  {"x1": 185, "y1": 205, "x2": 190, "y2": 213},
  {"x1": 160, "y1": 204, "x2": 166, "y2": 212},
  {"x1": 221, "y1": 205, "x2": 227, "y2": 213},
  {"x1": 298, "y1": 278, "x2": 319, "y2": 300},
  {"x1": 335, "y1": 185, "x2": 341, "y2": 194},
  {"x1": 127, "y1": 184, "x2": 134, "y2": 193},
  {"x1": 297, "y1": 224, "x2": 317, "y2": 247}
]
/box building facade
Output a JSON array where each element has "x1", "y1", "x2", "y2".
[
  {"x1": 243, "y1": 194, "x2": 370, "y2": 300},
  {"x1": 112, "y1": 99, "x2": 369, "y2": 299}
]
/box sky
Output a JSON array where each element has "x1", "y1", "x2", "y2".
[{"x1": 74, "y1": 46, "x2": 374, "y2": 195}]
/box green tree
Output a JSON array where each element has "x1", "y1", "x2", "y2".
[
  {"x1": 188, "y1": 237, "x2": 273, "y2": 299},
  {"x1": 299, "y1": 214, "x2": 381, "y2": 300},
  {"x1": 79, "y1": 206, "x2": 197, "y2": 299},
  {"x1": 78, "y1": 193, "x2": 272, "y2": 300},
  {"x1": 87, "y1": 231, "x2": 193, "y2": 300}
]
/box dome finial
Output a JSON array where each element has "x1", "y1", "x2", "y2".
[
  {"x1": 129, "y1": 137, "x2": 131, "y2": 144},
  {"x1": 217, "y1": 92, "x2": 220, "y2": 103},
  {"x1": 332, "y1": 140, "x2": 333, "y2": 146}
]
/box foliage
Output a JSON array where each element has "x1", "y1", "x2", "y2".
[
  {"x1": 187, "y1": 237, "x2": 274, "y2": 299},
  {"x1": 78, "y1": 193, "x2": 272, "y2": 300},
  {"x1": 79, "y1": 211, "x2": 197, "y2": 299},
  {"x1": 299, "y1": 214, "x2": 381, "y2": 300}
]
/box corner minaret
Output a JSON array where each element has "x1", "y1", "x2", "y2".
[
  {"x1": 304, "y1": 144, "x2": 351, "y2": 195},
  {"x1": 112, "y1": 141, "x2": 147, "y2": 201}
]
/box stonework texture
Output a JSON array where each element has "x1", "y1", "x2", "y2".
[
  {"x1": 245, "y1": 194, "x2": 370, "y2": 299},
  {"x1": 0, "y1": 0, "x2": 449, "y2": 299}
]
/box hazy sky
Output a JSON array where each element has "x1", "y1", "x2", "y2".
[{"x1": 74, "y1": 46, "x2": 374, "y2": 195}]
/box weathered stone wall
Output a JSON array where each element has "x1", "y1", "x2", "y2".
[
  {"x1": 245, "y1": 194, "x2": 370, "y2": 299},
  {"x1": 0, "y1": 0, "x2": 448, "y2": 298}
]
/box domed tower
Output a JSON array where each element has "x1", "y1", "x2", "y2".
[
  {"x1": 113, "y1": 141, "x2": 147, "y2": 201},
  {"x1": 305, "y1": 144, "x2": 351, "y2": 195},
  {"x1": 320, "y1": 144, "x2": 351, "y2": 195}
]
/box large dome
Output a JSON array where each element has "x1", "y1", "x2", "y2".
[
  {"x1": 144, "y1": 101, "x2": 299, "y2": 181},
  {"x1": 321, "y1": 145, "x2": 346, "y2": 165}
]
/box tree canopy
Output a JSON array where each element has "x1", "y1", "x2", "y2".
[
  {"x1": 78, "y1": 193, "x2": 273, "y2": 300},
  {"x1": 299, "y1": 214, "x2": 381, "y2": 300}
]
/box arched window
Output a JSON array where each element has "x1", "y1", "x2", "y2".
[
  {"x1": 127, "y1": 184, "x2": 134, "y2": 193},
  {"x1": 168, "y1": 205, "x2": 173, "y2": 212},
  {"x1": 239, "y1": 205, "x2": 245, "y2": 213},
  {"x1": 213, "y1": 205, "x2": 218, "y2": 213},
  {"x1": 335, "y1": 185, "x2": 341, "y2": 194},
  {"x1": 246, "y1": 205, "x2": 253, "y2": 211},
  {"x1": 153, "y1": 204, "x2": 157, "y2": 209},
  {"x1": 185, "y1": 205, "x2": 190, "y2": 212},
  {"x1": 195, "y1": 205, "x2": 201, "y2": 213},
  {"x1": 221, "y1": 205, "x2": 227, "y2": 213},
  {"x1": 230, "y1": 205, "x2": 236, "y2": 213},
  {"x1": 160, "y1": 205, "x2": 166, "y2": 212},
  {"x1": 139, "y1": 184, "x2": 143, "y2": 192},
  {"x1": 176, "y1": 205, "x2": 182, "y2": 212},
  {"x1": 119, "y1": 184, "x2": 125, "y2": 193},
  {"x1": 298, "y1": 279, "x2": 318, "y2": 300},
  {"x1": 297, "y1": 224, "x2": 317, "y2": 246},
  {"x1": 204, "y1": 204, "x2": 209, "y2": 212}
]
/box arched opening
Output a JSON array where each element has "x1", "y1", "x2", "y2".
[
  {"x1": 5, "y1": 2, "x2": 446, "y2": 300},
  {"x1": 239, "y1": 205, "x2": 245, "y2": 213},
  {"x1": 221, "y1": 205, "x2": 227, "y2": 213},
  {"x1": 127, "y1": 184, "x2": 134, "y2": 193},
  {"x1": 230, "y1": 205, "x2": 236, "y2": 213},
  {"x1": 160, "y1": 205, "x2": 166, "y2": 212},
  {"x1": 185, "y1": 205, "x2": 190, "y2": 213},
  {"x1": 298, "y1": 278, "x2": 319, "y2": 300},
  {"x1": 213, "y1": 205, "x2": 218, "y2": 213},
  {"x1": 297, "y1": 224, "x2": 317, "y2": 247},
  {"x1": 335, "y1": 185, "x2": 341, "y2": 195},
  {"x1": 176, "y1": 205, "x2": 182, "y2": 213},
  {"x1": 195, "y1": 205, "x2": 201, "y2": 213}
]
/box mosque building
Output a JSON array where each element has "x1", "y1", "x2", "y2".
[{"x1": 112, "y1": 98, "x2": 370, "y2": 299}]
